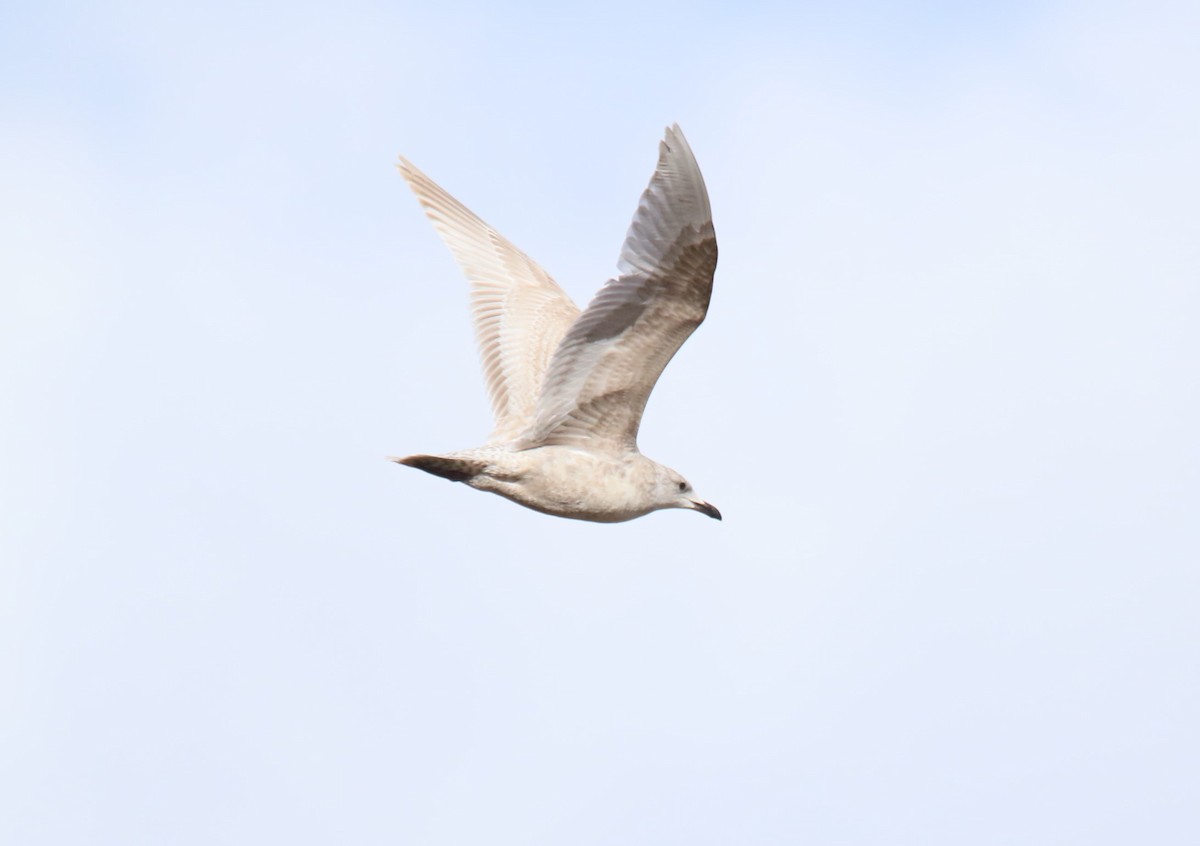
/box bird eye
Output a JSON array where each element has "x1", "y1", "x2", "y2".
[{"x1": 678, "y1": 481, "x2": 688, "y2": 492}]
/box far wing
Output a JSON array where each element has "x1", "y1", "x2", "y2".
[
  {"x1": 398, "y1": 158, "x2": 580, "y2": 443},
  {"x1": 523, "y1": 125, "x2": 718, "y2": 452}
]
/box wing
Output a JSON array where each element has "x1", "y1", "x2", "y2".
[
  {"x1": 398, "y1": 157, "x2": 581, "y2": 443},
  {"x1": 522, "y1": 125, "x2": 718, "y2": 453}
]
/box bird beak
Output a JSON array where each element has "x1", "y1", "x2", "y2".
[{"x1": 690, "y1": 499, "x2": 722, "y2": 521}]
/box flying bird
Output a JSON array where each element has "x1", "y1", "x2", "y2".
[{"x1": 391, "y1": 124, "x2": 720, "y2": 523}]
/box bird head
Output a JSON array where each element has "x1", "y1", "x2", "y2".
[{"x1": 654, "y1": 465, "x2": 721, "y2": 521}]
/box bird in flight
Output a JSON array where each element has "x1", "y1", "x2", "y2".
[{"x1": 391, "y1": 124, "x2": 720, "y2": 523}]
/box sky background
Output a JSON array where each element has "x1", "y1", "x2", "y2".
[{"x1": 2, "y1": 0, "x2": 1198, "y2": 843}]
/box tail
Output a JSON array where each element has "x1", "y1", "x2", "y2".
[{"x1": 388, "y1": 453, "x2": 485, "y2": 483}]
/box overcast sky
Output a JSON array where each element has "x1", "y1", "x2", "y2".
[{"x1": 2, "y1": 1, "x2": 1198, "y2": 843}]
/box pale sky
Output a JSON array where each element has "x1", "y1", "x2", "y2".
[{"x1": 2, "y1": 1, "x2": 1198, "y2": 843}]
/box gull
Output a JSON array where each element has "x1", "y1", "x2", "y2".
[{"x1": 391, "y1": 124, "x2": 720, "y2": 523}]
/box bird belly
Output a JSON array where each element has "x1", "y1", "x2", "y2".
[{"x1": 471, "y1": 447, "x2": 652, "y2": 523}]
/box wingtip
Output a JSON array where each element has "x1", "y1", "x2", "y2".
[
  {"x1": 397, "y1": 156, "x2": 435, "y2": 190},
  {"x1": 658, "y1": 124, "x2": 699, "y2": 166}
]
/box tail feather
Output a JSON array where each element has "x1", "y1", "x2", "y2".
[{"x1": 389, "y1": 454, "x2": 485, "y2": 483}]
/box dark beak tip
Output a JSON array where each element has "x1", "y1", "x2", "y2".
[{"x1": 696, "y1": 501, "x2": 722, "y2": 521}]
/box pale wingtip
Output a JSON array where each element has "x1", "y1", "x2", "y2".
[
  {"x1": 658, "y1": 123, "x2": 698, "y2": 168},
  {"x1": 397, "y1": 156, "x2": 429, "y2": 189}
]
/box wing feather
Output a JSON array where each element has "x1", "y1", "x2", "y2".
[
  {"x1": 397, "y1": 158, "x2": 580, "y2": 443},
  {"x1": 524, "y1": 125, "x2": 718, "y2": 452}
]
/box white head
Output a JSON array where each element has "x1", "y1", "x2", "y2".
[{"x1": 651, "y1": 463, "x2": 721, "y2": 520}]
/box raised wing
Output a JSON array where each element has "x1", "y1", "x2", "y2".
[
  {"x1": 398, "y1": 157, "x2": 580, "y2": 443},
  {"x1": 523, "y1": 125, "x2": 718, "y2": 452}
]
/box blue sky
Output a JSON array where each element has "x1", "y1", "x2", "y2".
[{"x1": 2, "y1": 1, "x2": 1198, "y2": 843}]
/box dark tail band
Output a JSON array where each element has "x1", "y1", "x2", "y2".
[{"x1": 389, "y1": 454, "x2": 484, "y2": 483}]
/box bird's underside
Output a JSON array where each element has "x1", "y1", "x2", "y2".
[{"x1": 391, "y1": 124, "x2": 720, "y2": 523}]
